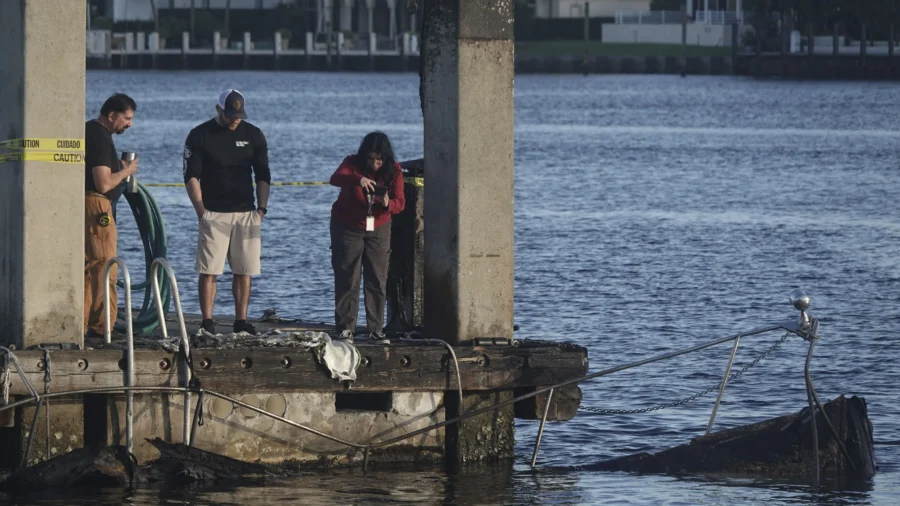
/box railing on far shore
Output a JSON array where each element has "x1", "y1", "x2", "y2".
[
  {"x1": 86, "y1": 30, "x2": 421, "y2": 60},
  {"x1": 615, "y1": 10, "x2": 745, "y2": 25}
]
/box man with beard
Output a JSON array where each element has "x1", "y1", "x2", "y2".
[{"x1": 84, "y1": 93, "x2": 138, "y2": 338}]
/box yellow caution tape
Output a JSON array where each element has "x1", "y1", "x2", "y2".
[
  {"x1": 143, "y1": 182, "x2": 330, "y2": 188},
  {"x1": 0, "y1": 137, "x2": 85, "y2": 165},
  {"x1": 0, "y1": 138, "x2": 84, "y2": 151},
  {"x1": 271, "y1": 181, "x2": 328, "y2": 187},
  {"x1": 141, "y1": 178, "x2": 424, "y2": 188},
  {"x1": 0, "y1": 151, "x2": 85, "y2": 164}
]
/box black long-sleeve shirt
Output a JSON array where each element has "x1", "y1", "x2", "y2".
[{"x1": 182, "y1": 118, "x2": 271, "y2": 212}]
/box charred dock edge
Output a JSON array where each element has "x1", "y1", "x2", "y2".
[
  {"x1": 4, "y1": 339, "x2": 587, "y2": 396},
  {"x1": 0, "y1": 334, "x2": 588, "y2": 470}
]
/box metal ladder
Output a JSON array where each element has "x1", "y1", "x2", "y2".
[
  {"x1": 148, "y1": 258, "x2": 192, "y2": 445},
  {"x1": 103, "y1": 257, "x2": 192, "y2": 454}
]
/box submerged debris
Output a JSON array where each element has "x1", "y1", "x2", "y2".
[
  {"x1": 0, "y1": 439, "x2": 276, "y2": 490},
  {"x1": 1, "y1": 445, "x2": 136, "y2": 490},
  {"x1": 143, "y1": 438, "x2": 273, "y2": 483},
  {"x1": 586, "y1": 395, "x2": 876, "y2": 482}
]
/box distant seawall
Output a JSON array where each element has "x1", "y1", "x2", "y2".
[
  {"x1": 87, "y1": 53, "x2": 900, "y2": 79},
  {"x1": 86, "y1": 53, "x2": 733, "y2": 75},
  {"x1": 515, "y1": 55, "x2": 733, "y2": 75}
]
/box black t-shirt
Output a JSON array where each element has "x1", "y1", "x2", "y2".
[
  {"x1": 182, "y1": 119, "x2": 271, "y2": 213},
  {"x1": 85, "y1": 119, "x2": 122, "y2": 201}
]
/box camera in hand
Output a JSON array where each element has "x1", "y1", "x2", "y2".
[{"x1": 364, "y1": 185, "x2": 388, "y2": 197}]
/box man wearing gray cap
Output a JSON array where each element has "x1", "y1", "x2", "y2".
[{"x1": 183, "y1": 89, "x2": 271, "y2": 335}]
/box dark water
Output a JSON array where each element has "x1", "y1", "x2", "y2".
[{"x1": 6, "y1": 72, "x2": 900, "y2": 504}]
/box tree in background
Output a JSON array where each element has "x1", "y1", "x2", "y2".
[{"x1": 514, "y1": 0, "x2": 538, "y2": 41}]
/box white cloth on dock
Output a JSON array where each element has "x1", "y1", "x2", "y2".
[{"x1": 320, "y1": 334, "x2": 362, "y2": 382}]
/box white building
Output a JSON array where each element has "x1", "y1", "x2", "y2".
[
  {"x1": 102, "y1": 0, "x2": 406, "y2": 39},
  {"x1": 108, "y1": 0, "x2": 286, "y2": 22},
  {"x1": 534, "y1": 0, "x2": 652, "y2": 19},
  {"x1": 535, "y1": 0, "x2": 745, "y2": 20}
]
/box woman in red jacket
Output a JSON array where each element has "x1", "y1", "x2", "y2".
[{"x1": 329, "y1": 132, "x2": 406, "y2": 344}]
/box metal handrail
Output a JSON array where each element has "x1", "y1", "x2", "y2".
[
  {"x1": 149, "y1": 257, "x2": 191, "y2": 445},
  {"x1": 706, "y1": 334, "x2": 742, "y2": 435},
  {"x1": 102, "y1": 257, "x2": 135, "y2": 456}
]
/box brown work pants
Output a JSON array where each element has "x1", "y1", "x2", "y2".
[
  {"x1": 84, "y1": 193, "x2": 117, "y2": 335},
  {"x1": 331, "y1": 218, "x2": 391, "y2": 334}
]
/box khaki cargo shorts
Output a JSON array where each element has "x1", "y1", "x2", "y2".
[{"x1": 196, "y1": 210, "x2": 262, "y2": 276}]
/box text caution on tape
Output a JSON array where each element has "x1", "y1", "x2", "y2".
[
  {"x1": 0, "y1": 151, "x2": 85, "y2": 164},
  {"x1": 0, "y1": 138, "x2": 85, "y2": 165}
]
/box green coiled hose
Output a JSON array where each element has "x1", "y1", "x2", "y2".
[{"x1": 114, "y1": 181, "x2": 171, "y2": 335}]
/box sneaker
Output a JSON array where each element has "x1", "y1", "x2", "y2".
[
  {"x1": 339, "y1": 329, "x2": 354, "y2": 344},
  {"x1": 369, "y1": 332, "x2": 390, "y2": 345},
  {"x1": 233, "y1": 320, "x2": 257, "y2": 335},
  {"x1": 201, "y1": 319, "x2": 215, "y2": 335}
]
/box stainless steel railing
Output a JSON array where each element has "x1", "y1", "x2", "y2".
[{"x1": 102, "y1": 257, "x2": 135, "y2": 456}]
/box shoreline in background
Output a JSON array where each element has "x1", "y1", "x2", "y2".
[{"x1": 88, "y1": 52, "x2": 900, "y2": 80}]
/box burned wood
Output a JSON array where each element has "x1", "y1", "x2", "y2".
[
  {"x1": 585, "y1": 395, "x2": 877, "y2": 481},
  {"x1": 2, "y1": 439, "x2": 277, "y2": 490},
  {"x1": 143, "y1": 438, "x2": 272, "y2": 483},
  {"x1": 0, "y1": 445, "x2": 134, "y2": 490},
  {"x1": 514, "y1": 384, "x2": 583, "y2": 421},
  {"x1": 7, "y1": 340, "x2": 588, "y2": 395}
]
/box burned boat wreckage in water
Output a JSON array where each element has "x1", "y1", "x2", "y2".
[
  {"x1": 0, "y1": 290, "x2": 877, "y2": 489},
  {"x1": 586, "y1": 395, "x2": 877, "y2": 482}
]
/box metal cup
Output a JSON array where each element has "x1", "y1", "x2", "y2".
[{"x1": 121, "y1": 151, "x2": 137, "y2": 193}]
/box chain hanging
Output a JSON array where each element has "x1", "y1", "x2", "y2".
[{"x1": 579, "y1": 332, "x2": 791, "y2": 415}]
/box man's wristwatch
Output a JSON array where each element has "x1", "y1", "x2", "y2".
[{"x1": 258, "y1": 207, "x2": 267, "y2": 215}]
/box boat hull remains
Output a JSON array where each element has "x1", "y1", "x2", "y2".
[{"x1": 586, "y1": 395, "x2": 876, "y2": 481}]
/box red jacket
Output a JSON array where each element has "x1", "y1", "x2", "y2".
[{"x1": 330, "y1": 155, "x2": 406, "y2": 230}]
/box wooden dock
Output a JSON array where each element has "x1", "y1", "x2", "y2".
[
  {"x1": 2, "y1": 313, "x2": 588, "y2": 468},
  {"x1": 7, "y1": 314, "x2": 587, "y2": 396}
]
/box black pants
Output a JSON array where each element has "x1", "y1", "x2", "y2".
[{"x1": 331, "y1": 218, "x2": 391, "y2": 333}]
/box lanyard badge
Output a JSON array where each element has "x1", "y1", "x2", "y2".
[{"x1": 365, "y1": 193, "x2": 375, "y2": 231}]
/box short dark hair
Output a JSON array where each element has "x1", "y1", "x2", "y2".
[{"x1": 100, "y1": 93, "x2": 137, "y2": 116}]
